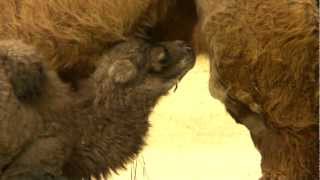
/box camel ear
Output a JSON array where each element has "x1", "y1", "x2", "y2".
[{"x1": 108, "y1": 60, "x2": 137, "y2": 84}]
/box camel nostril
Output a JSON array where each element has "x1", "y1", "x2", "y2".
[
  {"x1": 184, "y1": 45, "x2": 195, "y2": 60},
  {"x1": 185, "y1": 45, "x2": 193, "y2": 53},
  {"x1": 174, "y1": 40, "x2": 185, "y2": 46},
  {"x1": 173, "y1": 41, "x2": 194, "y2": 53}
]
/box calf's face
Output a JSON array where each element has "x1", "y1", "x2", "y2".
[{"x1": 94, "y1": 39, "x2": 195, "y2": 97}]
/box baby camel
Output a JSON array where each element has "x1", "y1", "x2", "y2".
[{"x1": 0, "y1": 39, "x2": 195, "y2": 180}]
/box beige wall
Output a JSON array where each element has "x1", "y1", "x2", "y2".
[{"x1": 110, "y1": 57, "x2": 261, "y2": 180}]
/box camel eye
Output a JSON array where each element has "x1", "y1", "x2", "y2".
[{"x1": 149, "y1": 46, "x2": 170, "y2": 72}]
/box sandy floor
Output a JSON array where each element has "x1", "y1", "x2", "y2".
[{"x1": 109, "y1": 57, "x2": 262, "y2": 180}]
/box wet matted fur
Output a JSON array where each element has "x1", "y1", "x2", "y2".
[{"x1": 0, "y1": 39, "x2": 195, "y2": 180}]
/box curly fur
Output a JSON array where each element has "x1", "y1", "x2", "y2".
[
  {"x1": 197, "y1": 0, "x2": 319, "y2": 179},
  {"x1": 0, "y1": 0, "x2": 318, "y2": 179}
]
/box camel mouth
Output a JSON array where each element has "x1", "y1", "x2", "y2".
[
  {"x1": 169, "y1": 54, "x2": 196, "y2": 92},
  {"x1": 175, "y1": 50, "x2": 196, "y2": 77},
  {"x1": 163, "y1": 44, "x2": 195, "y2": 77}
]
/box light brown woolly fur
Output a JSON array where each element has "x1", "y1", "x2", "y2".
[
  {"x1": 197, "y1": 0, "x2": 319, "y2": 179},
  {"x1": 0, "y1": 0, "x2": 197, "y2": 82},
  {"x1": 0, "y1": 0, "x2": 145, "y2": 64}
]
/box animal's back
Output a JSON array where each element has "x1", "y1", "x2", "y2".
[{"x1": 0, "y1": 0, "x2": 155, "y2": 78}]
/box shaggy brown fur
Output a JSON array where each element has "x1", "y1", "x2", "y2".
[
  {"x1": 0, "y1": 39, "x2": 195, "y2": 180},
  {"x1": 0, "y1": 0, "x2": 198, "y2": 84},
  {"x1": 197, "y1": 0, "x2": 319, "y2": 179},
  {"x1": 0, "y1": 0, "x2": 318, "y2": 179}
]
